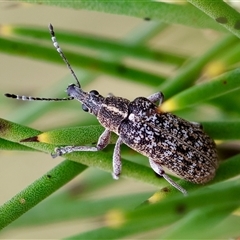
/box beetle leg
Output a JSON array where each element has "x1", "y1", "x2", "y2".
[
  {"x1": 147, "y1": 92, "x2": 164, "y2": 105},
  {"x1": 112, "y1": 137, "x2": 123, "y2": 180},
  {"x1": 149, "y1": 158, "x2": 188, "y2": 195},
  {"x1": 52, "y1": 128, "x2": 111, "y2": 158}
]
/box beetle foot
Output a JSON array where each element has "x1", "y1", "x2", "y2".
[
  {"x1": 112, "y1": 172, "x2": 120, "y2": 180},
  {"x1": 51, "y1": 146, "x2": 72, "y2": 158}
]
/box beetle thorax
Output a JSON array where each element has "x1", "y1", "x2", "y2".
[{"x1": 98, "y1": 96, "x2": 130, "y2": 133}]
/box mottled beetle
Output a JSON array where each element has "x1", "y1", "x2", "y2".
[{"x1": 5, "y1": 24, "x2": 218, "y2": 195}]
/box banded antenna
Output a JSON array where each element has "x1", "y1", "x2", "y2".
[
  {"x1": 4, "y1": 93, "x2": 74, "y2": 101},
  {"x1": 5, "y1": 23, "x2": 81, "y2": 102},
  {"x1": 49, "y1": 23, "x2": 81, "y2": 88}
]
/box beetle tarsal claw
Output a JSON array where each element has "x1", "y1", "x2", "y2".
[
  {"x1": 51, "y1": 147, "x2": 62, "y2": 158},
  {"x1": 51, "y1": 147, "x2": 69, "y2": 158},
  {"x1": 112, "y1": 173, "x2": 120, "y2": 180}
]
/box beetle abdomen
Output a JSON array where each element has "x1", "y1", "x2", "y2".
[{"x1": 119, "y1": 98, "x2": 218, "y2": 184}]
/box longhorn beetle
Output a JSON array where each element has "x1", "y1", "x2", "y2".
[{"x1": 5, "y1": 24, "x2": 218, "y2": 195}]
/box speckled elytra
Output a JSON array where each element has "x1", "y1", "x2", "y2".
[{"x1": 5, "y1": 24, "x2": 218, "y2": 195}]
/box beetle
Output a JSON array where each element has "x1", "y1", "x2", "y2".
[{"x1": 5, "y1": 24, "x2": 218, "y2": 195}]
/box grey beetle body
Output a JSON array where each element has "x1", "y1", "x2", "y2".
[
  {"x1": 5, "y1": 24, "x2": 218, "y2": 195},
  {"x1": 64, "y1": 84, "x2": 218, "y2": 194},
  {"x1": 118, "y1": 97, "x2": 218, "y2": 184}
]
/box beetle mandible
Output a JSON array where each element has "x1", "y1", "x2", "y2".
[{"x1": 5, "y1": 24, "x2": 218, "y2": 195}]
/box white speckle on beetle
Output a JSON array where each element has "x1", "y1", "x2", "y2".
[{"x1": 128, "y1": 113, "x2": 135, "y2": 121}]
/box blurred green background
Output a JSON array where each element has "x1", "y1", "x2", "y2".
[{"x1": 1, "y1": 1, "x2": 239, "y2": 239}]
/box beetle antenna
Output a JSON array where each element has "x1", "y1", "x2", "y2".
[
  {"x1": 49, "y1": 23, "x2": 81, "y2": 88},
  {"x1": 4, "y1": 93, "x2": 74, "y2": 101}
]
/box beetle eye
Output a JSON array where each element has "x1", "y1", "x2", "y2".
[
  {"x1": 82, "y1": 104, "x2": 89, "y2": 112},
  {"x1": 89, "y1": 90, "x2": 99, "y2": 96}
]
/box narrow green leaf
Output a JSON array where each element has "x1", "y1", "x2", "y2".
[
  {"x1": 208, "y1": 88, "x2": 240, "y2": 116},
  {"x1": 188, "y1": 0, "x2": 240, "y2": 38},
  {"x1": 0, "y1": 118, "x2": 176, "y2": 189},
  {"x1": 23, "y1": 125, "x2": 118, "y2": 145},
  {"x1": 67, "y1": 181, "x2": 240, "y2": 239},
  {"x1": 0, "y1": 118, "x2": 88, "y2": 229},
  {"x1": 161, "y1": 203, "x2": 238, "y2": 239},
  {"x1": 0, "y1": 160, "x2": 86, "y2": 230},
  {"x1": 22, "y1": 0, "x2": 227, "y2": 32},
  {"x1": 158, "y1": 34, "x2": 238, "y2": 99},
  {"x1": 161, "y1": 68, "x2": 240, "y2": 111},
  {"x1": 206, "y1": 215, "x2": 240, "y2": 239},
  {"x1": 0, "y1": 37, "x2": 164, "y2": 87},
  {"x1": 8, "y1": 25, "x2": 186, "y2": 66},
  {"x1": 20, "y1": 121, "x2": 240, "y2": 146},
  {"x1": 11, "y1": 191, "x2": 152, "y2": 227},
  {"x1": 210, "y1": 154, "x2": 240, "y2": 185},
  {"x1": 0, "y1": 118, "x2": 41, "y2": 142},
  {"x1": 122, "y1": 21, "x2": 167, "y2": 45},
  {"x1": 215, "y1": 41, "x2": 240, "y2": 67},
  {"x1": 0, "y1": 138, "x2": 36, "y2": 151},
  {"x1": 202, "y1": 121, "x2": 240, "y2": 140}
]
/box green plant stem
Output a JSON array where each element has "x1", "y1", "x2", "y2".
[
  {"x1": 160, "y1": 203, "x2": 238, "y2": 239},
  {"x1": 159, "y1": 34, "x2": 238, "y2": 99},
  {"x1": 10, "y1": 25, "x2": 185, "y2": 66},
  {"x1": 161, "y1": 68, "x2": 240, "y2": 111},
  {"x1": 0, "y1": 138, "x2": 36, "y2": 151},
  {"x1": 0, "y1": 37, "x2": 164, "y2": 87},
  {"x1": 188, "y1": 0, "x2": 240, "y2": 38},
  {"x1": 0, "y1": 117, "x2": 175, "y2": 190},
  {"x1": 67, "y1": 180, "x2": 240, "y2": 239},
  {"x1": 0, "y1": 160, "x2": 86, "y2": 230},
  {"x1": 0, "y1": 119, "x2": 88, "y2": 230},
  {"x1": 24, "y1": 0, "x2": 226, "y2": 32}
]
